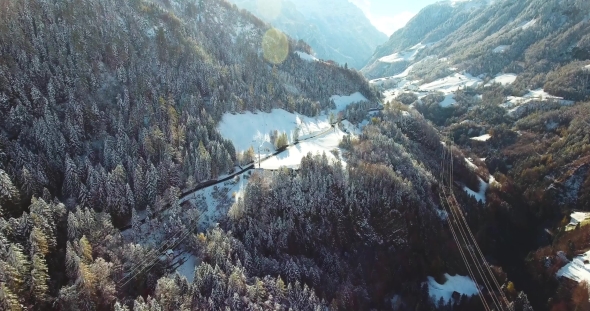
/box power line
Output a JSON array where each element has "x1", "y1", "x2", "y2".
[
  {"x1": 448, "y1": 141, "x2": 503, "y2": 311},
  {"x1": 440, "y1": 147, "x2": 491, "y2": 311},
  {"x1": 118, "y1": 225, "x2": 196, "y2": 289},
  {"x1": 118, "y1": 214, "x2": 201, "y2": 288},
  {"x1": 441, "y1": 137, "x2": 510, "y2": 311},
  {"x1": 448, "y1": 138, "x2": 511, "y2": 310},
  {"x1": 118, "y1": 226, "x2": 187, "y2": 284}
]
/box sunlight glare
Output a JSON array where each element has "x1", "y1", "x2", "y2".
[{"x1": 262, "y1": 28, "x2": 289, "y2": 65}]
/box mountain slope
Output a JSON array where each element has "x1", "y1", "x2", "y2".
[
  {"x1": 228, "y1": 0, "x2": 388, "y2": 69},
  {"x1": 0, "y1": 0, "x2": 379, "y2": 308},
  {"x1": 363, "y1": 0, "x2": 590, "y2": 94},
  {"x1": 362, "y1": 0, "x2": 590, "y2": 309}
]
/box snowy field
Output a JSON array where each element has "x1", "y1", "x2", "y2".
[
  {"x1": 486, "y1": 73, "x2": 517, "y2": 86},
  {"x1": 378, "y1": 43, "x2": 425, "y2": 63},
  {"x1": 426, "y1": 274, "x2": 479, "y2": 303},
  {"x1": 502, "y1": 88, "x2": 574, "y2": 118},
  {"x1": 503, "y1": 88, "x2": 572, "y2": 108},
  {"x1": 463, "y1": 177, "x2": 489, "y2": 203},
  {"x1": 218, "y1": 92, "x2": 367, "y2": 167},
  {"x1": 565, "y1": 211, "x2": 590, "y2": 231},
  {"x1": 219, "y1": 109, "x2": 328, "y2": 154},
  {"x1": 557, "y1": 251, "x2": 590, "y2": 283},
  {"x1": 470, "y1": 134, "x2": 491, "y2": 142},
  {"x1": 260, "y1": 127, "x2": 346, "y2": 169},
  {"x1": 419, "y1": 73, "x2": 482, "y2": 94},
  {"x1": 439, "y1": 94, "x2": 457, "y2": 108}
]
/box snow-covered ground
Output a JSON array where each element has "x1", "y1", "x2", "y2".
[
  {"x1": 218, "y1": 93, "x2": 366, "y2": 160},
  {"x1": 176, "y1": 253, "x2": 199, "y2": 283},
  {"x1": 295, "y1": 51, "x2": 319, "y2": 62},
  {"x1": 463, "y1": 177, "x2": 488, "y2": 203},
  {"x1": 569, "y1": 212, "x2": 590, "y2": 227},
  {"x1": 370, "y1": 65, "x2": 416, "y2": 85},
  {"x1": 565, "y1": 211, "x2": 590, "y2": 231},
  {"x1": 520, "y1": 19, "x2": 537, "y2": 30},
  {"x1": 470, "y1": 134, "x2": 491, "y2": 142},
  {"x1": 331, "y1": 92, "x2": 368, "y2": 111},
  {"x1": 419, "y1": 73, "x2": 482, "y2": 95},
  {"x1": 465, "y1": 157, "x2": 478, "y2": 170},
  {"x1": 426, "y1": 274, "x2": 479, "y2": 303},
  {"x1": 180, "y1": 172, "x2": 248, "y2": 229},
  {"x1": 493, "y1": 45, "x2": 510, "y2": 53},
  {"x1": 378, "y1": 43, "x2": 425, "y2": 63},
  {"x1": 486, "y1": 73, "x2": 517, "y2": 86},
  {"x1": 502, "y1": 88, "x2": 574, "y2": 118},
  {"x1": 557, "y1": 251, "x2": 590, "y2": 283},
  {"x1": 439, "y1": 94, "x2": 457, "y2": 108},
  {"x1": 260, "y1": 127, "x2": 346, "y2": 169},
  {"x1": 219, "y1": 109, "x2": 329, "y2": 154}
]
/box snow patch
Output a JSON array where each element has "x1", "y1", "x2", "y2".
[
  {"x1": 218, "y1": 93, "x2": 366, "y2": 168},
  {"x1": 419, "y1": 73, "x2": 481, "y2": 95},
  {"x1": 218, "y1": 109, "x2": 328, "y2": 154},
  {"x1": 546, "y1": 121, "x2": 559, "y2": 130},
  {"x1": 568, "y1": 212, "x2": 590, "y2": 228},
  {"x1": 439, "y1": 94, "x2": 457, "y2": 108},
  {"x1": 176, "y1": 254, "x2": 199, "y2": 283},
  {"x1": 557, "y1": 251, "x2": 590, "y2": 283},
  {"x1": 502, "y1": 88, "x2": 574, "y2": 118},
  {"x1": 378, "y1": 43, "x2": 425, "y2": 63},
  {"x1": 341, "y1": 120, "x2": 363, "y2": 135},
  {"x1": 521, "y1": 19, "x2": 537, "y2": 30},
  {"x1": 493, "y1": 45, "x2": 510, "y2": 53},
  {"x1": 486, "y1": 73, "x2": 517, "y2": 86},
  {"x1": 330, "y1": 92, "x2": 368, "y2": 111},
  {"x1": 463, "y1": 177, "x2": 488, "y2": 203},
  {"x1": 470, "y1": 134, "x2": 491, "y2": 142},
  {"x1": 295, "y1": 51, "x2": 319, "y2": 62},
  {"x1": 259, "y1": 128, "x2": 346, "y2": 170},
  {"x1": 146, "y1": 27, "x2": 156, "y2": 38},
  {"x1": 426, "y1": 274, "x2": 479, "y2": 303}
]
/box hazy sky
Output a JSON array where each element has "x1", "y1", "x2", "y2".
[{"x1": 349, "y1": 0, "x2": 441, "y2": 36}]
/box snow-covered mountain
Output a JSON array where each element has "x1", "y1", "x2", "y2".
[
  {"x1": 363, "y1": 0, "x2": 590, "y2": 93},
  {"x1": 228, "y1": 0, "x2": 388, "y2": 69}
]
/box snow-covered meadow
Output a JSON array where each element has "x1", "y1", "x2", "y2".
[
  {"x1": 218, "y1": 92, "x2": 369, "y2": 169},
  {"x1": 426, "y1": 274, "x2": 479, "y2": 303}
]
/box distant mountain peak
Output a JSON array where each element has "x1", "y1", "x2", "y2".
[{"x1": 228, "y1": 0, "x2": 387, "y2": 69}]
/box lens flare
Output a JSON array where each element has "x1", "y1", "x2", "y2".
[{"x1": 262, "y1": 28, "x2": 289, "y2": 65}]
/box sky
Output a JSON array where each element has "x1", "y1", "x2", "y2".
[{"x1": 349, "y1": 0, "x2": 441, "y2": 36}]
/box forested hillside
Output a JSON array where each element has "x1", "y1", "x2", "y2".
[
  {"x1": 0, "y1": 0, "x2": 384, "y2": 309},
  {"x1": 362, "y1": 0, "x2": 590, "y2": 310},
  {"x1": 0, "y1": 0, "x2": 375, "y2": 219},
  {"x1": 363, "y1": 0, "x2": 590, "y2": 98},
  {"x1": 4, "y1": 0, "x2": 585, "y2": 309}
]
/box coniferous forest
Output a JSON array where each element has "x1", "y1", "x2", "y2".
[{"x1": 1, "y1": 0, "x2": 590, "y2": 310}]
